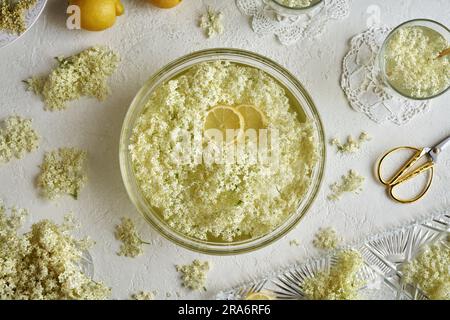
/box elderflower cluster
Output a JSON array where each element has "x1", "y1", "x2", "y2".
[
  {"x1": 302, "y1": 249, "x2": 365, "y2": 300},
  {"x1": 278, "y1": 0, "x2": 313, "y2": 8},
  {"x1": 0, "y1": 0, "x2": 37, "y2": 34},
  {"x1": 0, "y1": 116, "x2": 39, "y2": 164},
  {"x1": 129, "y1": 61, "x2": 319, "y2": 242},
  {"x1": 328, "y1": 170, "x2": 365, "y2": 201},
  {"x1": 0, "y1": 201, "x2": 110, "y2": 300},
  {"x1": 199, "y1": 7, "x2": 224, "y2": 38},
  {"x1": 176, "y1": 260, "x2": 211, "y2": 291},
  {"x1": 37, "y1": 148, "x2": 87, "y2": 200},
  {"x1": 115, "y1": 217, "x2": 148, "y2": 258},
  {"x1": 313, "y1": 227, "x2": 341, "y2": 250},
  {"x1": 330, "y1": 132, "x2": 371, "y2": 154},
  {"x1": 132, "y1": 291, "x2": 155, "y2": 300},
  {"x1": 26, "y1": 46, "x2": 120, "y2": 111},
  {"x1": 402, "y1": 243, "x2": 449, "y2": 300}
]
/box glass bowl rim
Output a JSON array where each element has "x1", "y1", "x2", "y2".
[
  {"x1": 378, "y1": 18, "x2": 450, "y2": 101},
  {"x1": 119, "y1": 48, "x2": 326, "y2": 255}
]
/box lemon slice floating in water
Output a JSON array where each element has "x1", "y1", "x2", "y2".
[
  {"x1": 204, "y1": 105, "x2": 244, "y2": 142},
  {"x1": 236, "y1": 104, "x2": 267, "y2": 131}
]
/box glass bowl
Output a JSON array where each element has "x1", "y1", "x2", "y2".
[
  {"x1": 378, "y1": 19, "x2": 450, "y2": 101},
  {"x1": 119, "y1": 48, "x2": 325, "y2": 255},
  {"x1": 266, "y1": 0, "x2": 324, "y2": 15}
]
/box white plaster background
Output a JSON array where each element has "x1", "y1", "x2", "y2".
[{"x1": 0, "y1": 0, "x2": 449, "y2": 300}]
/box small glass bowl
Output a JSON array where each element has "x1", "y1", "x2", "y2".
[
  {"x1": 378, "y1": 19, "x2": 450, "y2": 101},
  {"x1": 119, "y1": 49, "x2": 325, "y2": 255},
  {"x1": 266, "y1": 0, "x2": 324, "y2": 15}
]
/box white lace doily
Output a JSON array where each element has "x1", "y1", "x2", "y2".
[
  {"x1": 341, "y1": 27, "x2": 431, "y2": 125},
  {"x1": 236, "y1": 0, "x2": 350, "y2": 45},
  {"x1": 0, "y1": 0, "x2": 47, "y2": 49}
]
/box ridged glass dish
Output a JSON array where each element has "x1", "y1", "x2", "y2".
[
  {"x1": 217, "y1": 212, "x2": 449, "y2": 300},
  {"x1": 120, "y1": 48, "x2": 325, "y2": 255}
]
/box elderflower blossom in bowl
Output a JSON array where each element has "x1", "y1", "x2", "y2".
[
  {"x1": 119, "y1": 49, "x2": 325, "y2": 255},
  {"x1": 266, "y1": 0, "x2": 324, "y2": 15},
  {"x1": 379, "y1": 19, "x2": 450, "y2": 100}
]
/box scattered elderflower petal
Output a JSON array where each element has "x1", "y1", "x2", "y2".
[
  {"x1": 279, "y1": 0, "x2": 312, "y2": 8},
  {"x1": 37, "y1": 148, "x2": 87, "y2": 200},
  {"x1": 176, "y1": 260, "x2": 211, "y2": 291},
  {"x1": 25, "y1": 46, "x2": 120, "y2": 111},
  {"x1": 313, "y1": 227, "x2": 341, "y2": 250},
  {"x1": 328, "y1": 170, "x2": 365, "y2": 201},
  {"x1": 0, "y1": 202, "x2": 110, "y2": 300},
  {"x1": 289, "y1": 239, "x2": 301, "y2": 247},
  {"x1": 115, "y1": 217, "x2": 149, "y2": 258},
  {"x1": 199, "y1": 7, "x2": 224, "y2": 38},
  {"x1": 302, "y1": 249, "x2": 365, "y2": 300},
  {"x1": 0, "y1": 116, "x2": 39, "y2": 164},
  {"x1": 132, "y1": 291, "x2": 154, "y2": 300},
  {"x1": 402, "y1": 243, "x2": 449, "y2": 300},
  {"x1": 330, "y1": 132, "x2": 371, "y2": 154},
  {"x1": 0, "y1": 0, "x2": 37, "y2": 34}
]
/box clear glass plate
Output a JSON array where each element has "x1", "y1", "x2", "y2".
[
  {"x1": 0, "y1": 0, "x2": 47, "y2": 49},
  {"x1": 216, "y1": 212, "x2": 449, "y2": 300}
]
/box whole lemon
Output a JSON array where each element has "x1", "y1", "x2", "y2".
[
  {"x1": 69, "y1": 0, "x2": 124, "y2": 31},
  {"x1": 149, "y1": 0, "x2": 183, "y2": 9}
]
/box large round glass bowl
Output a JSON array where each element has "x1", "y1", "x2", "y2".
[
  {"x1": 267, "y1": 0, "x2": 324, "y2": 15},
  {"x1": 119, "y1": 48, "x2": 325, "y2": 255},
  {"x1": 378, "y1": 19, "x2": 450, "y2": 101}
]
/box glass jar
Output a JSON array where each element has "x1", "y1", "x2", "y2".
[
  {"x1": 119, "y1": 48, "x2": 325, "y2": 255},
  {"x1": 378, "y1": 19, "x2": 450, "y2": 101},
  {"x1": 265, "y1": 0, "x2": 324, "y2": 16}
]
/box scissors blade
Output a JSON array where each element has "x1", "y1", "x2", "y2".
[{"x1": 428, "y1": 136, "x2": 450, "y2": 163}]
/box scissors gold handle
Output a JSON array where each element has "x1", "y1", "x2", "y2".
[{"x1": 377, "y1": 146, "x2": 435, "y2": 204}]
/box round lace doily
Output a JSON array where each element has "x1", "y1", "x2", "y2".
[
  {"x1": 0, "y1": 0, "x2": 48, "y2": 49},
  {"x1": 236, "y1": 0, "x2": 350, "y2": 45},
  {"x1": 341, "y1": 27, "x2": 431, "y2": 125}
]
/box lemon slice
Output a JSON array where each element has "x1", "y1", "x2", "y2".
[
  {"x1": 236, "y1": 104, "x2": 267, "y2": 131},
  {"x1": 204, "y1": 105, "x2": 244, "y2": 142},
  {"x1": 245, "y1": 291, "x2": 274, "y2": 300}
]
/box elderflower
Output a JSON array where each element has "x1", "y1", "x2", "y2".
[
  {"x1": 278, "y1": 0, "x2": 312, "y2": 8},
  {"x1": 37, "y1": 148, "x2": 87, "y2": 200},
  {"x1": 330, "y1": 132, "x2": 371, "y2": 154},
  {"x1": 129, "y1": 61, "x2": 319, "y2": 242},
  {"x1": 176, "y1": 260, "x2": 211, "y2": 291},
  {"x1": 0, "y1": 116, "x2": 39, "y2": 164},
  {"x1": 115, "y1": 217, "x2": 149, "y2": 258},
  {"x1": 132, "y1": 291, "x2": 155, "y2": 300},
  {"x1": 384, "y1": 26, "x2": 450, "y2": 98},
  {"x1": 25, "y1": 46, "x2": 120, "y2": 111},
  {"x1": 0, "y1": 202, "x2": 110, "y2": 300},
  {"x1": 199, "y1": 7, "x2": 224, "y2": 38},
  {"x1": 302, "y1": 249, "x2": 365, "y2": 300},
  {"x1": 402, "y1": 243, "x2": 449, "y2": 300},
  {"x1": 328, "y1": 170, "x2": 365, "y2": 201},
  {"x1": 0, "y1": 0, "x2": 37, "y2": 34},
  {"x1": 313, "y1": 227, "x2": 341, "y2": 250}
]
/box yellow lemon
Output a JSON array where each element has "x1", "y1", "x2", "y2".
[
  {"x1": 204, "y1": 106, "x2": 244, "y2": 143},
  {"x1": 245, "y1": 291, "x2": 274, "y2": 300},
  {"x1": 149, "y1": 0, "x2": 183, "y2": 9},
  {"x1": 236, "y1": 104, "x2": 267, "y2": 131},
  {"x1": 69, "y1": 0, "x2": 124, "y2": 31}
]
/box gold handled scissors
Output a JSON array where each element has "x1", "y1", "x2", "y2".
[{"x1": 377, "y1": 136, "x2": 450, "y2": 204}]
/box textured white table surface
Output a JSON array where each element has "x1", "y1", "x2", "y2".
[{"x1": 0, "y1": 0, "x2": 449, "y2": 300}]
